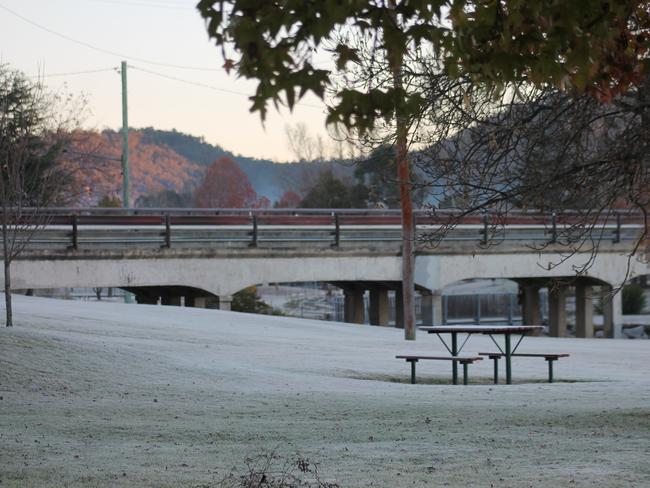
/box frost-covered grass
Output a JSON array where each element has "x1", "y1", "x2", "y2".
[{"x1": 0, "y1": 295, "x2": 649, "y2": 487}]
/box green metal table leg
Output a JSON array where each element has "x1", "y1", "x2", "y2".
[
  {"x1": 462, "y1": 362, "x2": 469, "y2": 385},
  {"x1": 505, "y1": 333, "x2": 512, "y2": 385},
  {"x1": 492, "y1": 356, "x2": 499, "y2": 384},
  {"x1": 547, "y1": 359, "x2": 554, "y2": 383},
  {"x1": 451, "y1": 332, "x2": 458, "y2": 385},
  {"x1": 410, "y1": 360, "x2": 417, "y2": 384}
]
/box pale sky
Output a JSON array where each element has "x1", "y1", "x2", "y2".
[{"x1": 0, "y1": 0, "x2": 331, "y2": 161}]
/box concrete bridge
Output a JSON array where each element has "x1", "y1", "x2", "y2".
[{"x1": 5, "y1": 208, "x2": 649, "y2": 339}]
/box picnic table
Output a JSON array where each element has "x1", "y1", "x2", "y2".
[{"x1": 418, "y1": 325, "x2": 544, "y2": 385}]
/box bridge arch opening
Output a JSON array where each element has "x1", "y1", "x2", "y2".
[
  {"x1": 234, "y1": 281, "x2": 437, "y2": 327},
  {"x1": 122, "y1": 285, "x2": 222, "y2": 309},
  {"x1": 438, "y1": 278, "x2": 521, "y2": 326},
  {"x1": 439, "y1": 275, "x2": 625, "y2": 338},
  {"x1": 621, "y1": 275, "x2": 650, "y2": 338}
]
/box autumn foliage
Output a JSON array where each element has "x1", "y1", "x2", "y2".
[
  {"x1": 66, "y1": 129, "x2": 202, "y2": 206},
  {"x1": 62, "y1": 129, "x2": 356, "y2": 209},
  {"x1": 194, "y1": 156, "x2": 260, "y2": 208},
  {"x1": 274, "y1": 189, "x2": 302, "y2": 208}
]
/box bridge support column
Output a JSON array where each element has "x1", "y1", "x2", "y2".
[
  {"x1": 602, "y1": 286, "x2": 623, "y2": 338},
  {"x1": 369, "y1": 287, "x2": 389, "y2": 326},
  {"x1": 218, "y1": 295, "x2": 232, "y2": 311},
  {"x1": 575, "y1": 283, "x2": 594, "y2": 338},
  {"x1": 548, "y1": 285, "x2": 567, "y2": 337},
  {"x1": 395, "y1": 288, "x2": 404, "y2": 329},
  {"x1": 344, "y1": 286, "x2": 365, "y2": 324},
  {"x1": 420, "y1": 291, "x2": 443, "y2": 326},
  {"x1": 433, "y1": 292, "x2": 443, "y2": 326},
  {"x1": 521, "y1": 284, "x2": 541, "y2": 327},
  {"x1": 420, "y1": 291, "x2": 433, "y2": 326},
  {"x1": 161, "y1": 295, "x2": 181, "y2": 306},
  {"x1": 186, "y1": 296, "x2": 207, "y2": 308}
]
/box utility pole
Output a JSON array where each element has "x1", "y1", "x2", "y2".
[
  {"x1": 121, "y1": 61, "x2": 133, "y2": 304},
  {"x1": 121, "y1": 61, "x2": 130, "y2": 208}
]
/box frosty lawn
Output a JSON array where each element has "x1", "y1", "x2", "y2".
[{"x1": 1, "y1": 295, "x2": 649, "y2": 487}]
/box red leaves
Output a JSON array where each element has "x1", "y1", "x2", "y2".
[
  {"x1": 275, "y1": 189, "x2": 302, "y2": 208},
  {"x1": 194, "y1": 156, "x2": 259, "y2": 208}
]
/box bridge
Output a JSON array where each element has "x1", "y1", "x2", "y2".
[{"x1": 4, "y1": 208, "x2": 648, "y2": 339}]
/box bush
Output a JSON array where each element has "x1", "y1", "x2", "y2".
[
  {"x1": 231, "y1": 286, "x2": 276, "y2": 315},
  {"x1": 622, "y1": 284, "x2": 646, "y2": 315},
  {"x1": 207, "y1": 452, "x2": 338, "y2": 488}
]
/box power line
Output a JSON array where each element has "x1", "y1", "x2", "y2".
[
  {"x1": 89, "y1": 0, "x2": 191, "y2": 5},
  {"x1": 0, "y1": 3, "x2": 221, "y2": 72},
  {"x1": 131, "y1": 65, "x2": 252, "y2": 97},
  {"x1": 86, "y1": 0, "x2": 192, "y2": 11},
  {"x1": 62, "y1": 148, "x2": 121, "y2": 162},
  {"x1": 130, "y1": 65, "x2": 327, "y2": 111},
  {"x1": 28, "y1": 67, "x2": 119, "y2": 79}
]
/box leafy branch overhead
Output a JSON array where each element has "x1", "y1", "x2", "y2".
[{"x1": 197, "y1": 0, "x2": 650, "y2": 128}]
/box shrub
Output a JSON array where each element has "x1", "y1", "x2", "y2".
[
  {"x1": 208, "y1": 452, "x2": 338, "y2": 488},
  {"x1": 231, "y1": 286, "x2": 276, "y2": 315}
]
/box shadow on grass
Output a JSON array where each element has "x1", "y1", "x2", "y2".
[{"x1": 343, "y1": 372, "x2": 592, "y2": 385}]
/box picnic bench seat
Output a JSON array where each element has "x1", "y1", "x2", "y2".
[
  {"x1": 396, "y1": 355, "x2": 483, "y2": 385},
  {"x1": 479, "y1": 352, "x2": 570, "y2": 383}
]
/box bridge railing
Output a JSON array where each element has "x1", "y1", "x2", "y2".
[{"x1": 7, "y1": 207, "x2": 644, "y2": 252}]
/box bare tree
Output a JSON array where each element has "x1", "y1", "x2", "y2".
[
  {"x1": 0, "y1": 66, "x2": 84, "y2": 326},
  {"x1": 330, "y1": 24, "x2": 650, "y2": 267},
  {"x1": 414, "y1": 78, "x2": 650, "y2": 270},
  {"x1": 285, "y1": 122, "x2": 322, "y2": 162},
  {"x1": 326, "y1": 28, "x2": 484, "y2": 336}
]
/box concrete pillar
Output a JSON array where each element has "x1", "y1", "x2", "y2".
[
  {"x1": 344, "y1": 287, "x2": 365, "y2": 324},
  {"x1": 547, "y1": 285, "x2": 567, "y2": 337},
  {"x1": 420, "y1": 292, "x2": 433, "y2": 326},
  {"x1": 419, "y1": 291, "x2": 443, "y2": 326},
  {"x1": 395, "y1": 288, "x2": 404, "y2": 329},
  {"x1": 433, "y1": 292, "x2": 443, "y2": 325},
  {"x1": 161, "y1": 295, "x2": 181, "y2": 306},
  {"x1": 521, "y1": 284, "x2": 541, "y2": 326},
  {"x1": 575, "y1": 283, "x2": 594, "y2": 338},
  {"x1": 602, "y1": 286, "x2": 623, "y2": 338},
  {"x1": 369, "y1": 287, "x2": 390, "y2": 326},
  {"x1": 186, "y1": 296, "x2": 208, "y2": 308},
  {"x1": 218, "y1": 295, "x2": 232, "y2": 311}
]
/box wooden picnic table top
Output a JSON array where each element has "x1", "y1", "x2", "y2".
[
  {"x1": 396, "y1": 355, "x2": 484, "y2": 361},
  {"x1": 419, "y1": 325, "x2": 544, "y2": 334}
]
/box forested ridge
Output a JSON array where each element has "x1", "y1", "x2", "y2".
[{"x1": 70, "y1": 128, "x2": 353, "y2": 206}]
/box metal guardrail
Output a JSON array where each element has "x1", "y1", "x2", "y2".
[{"x1": 8, "y1": 208, "x2": 644, "y2": 252}]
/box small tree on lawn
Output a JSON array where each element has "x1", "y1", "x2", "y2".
[{"x1": 0, "y1": 66, "x2": 81, "y2": 326}]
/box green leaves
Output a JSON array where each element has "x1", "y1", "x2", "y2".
[
  {"x1": 198, "y1": 0, "x2": 650, "y2": 131},
  {"x1": 445, "y1": 0, "x2": 650, "y2": 99},
  {"x1": 333, "y1": 44, "x2": 360, "y2": 70},
  {"x1": 325, "y1": 87, "x2": 425, "y2": 133}
]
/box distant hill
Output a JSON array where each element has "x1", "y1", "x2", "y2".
[
  {"x1": 70, "y1": 128, "x2": 353, "y2": 206},
  {"x1": 137, "y1": 127, "x2": 353, "y2": 202}
]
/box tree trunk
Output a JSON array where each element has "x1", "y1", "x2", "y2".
[
  {"x1": 396, "y1": 117, "x2": 415, "y2": 340},
  {"x1": 387, "y1": 9, "x2": 416, "y2": 340},
  {"x1": 4, "y1": 257, "x2": 12, "y2": 327},
  {"x1": 2, "y1": 208, "x2": 12, "y2": 327}
]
